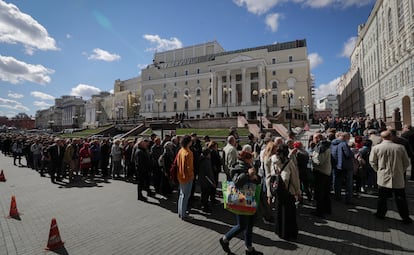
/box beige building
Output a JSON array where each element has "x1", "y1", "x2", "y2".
[
  {"x1": 141, "y1": 40, "x2": 312, "y2": 120},
  {"x1": 113, "y1": 77, "x2": 141, "y2": 120},
  {"x1": 84, "y1": 92, "x2": 111, "y2": 128},
  {"x1": 350, "y1": 0, "x2": 414, "y2": 125}
]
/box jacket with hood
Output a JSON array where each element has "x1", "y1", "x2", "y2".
[{"x1": 331, "y1": 138, "x2": 353, "y2": 171}]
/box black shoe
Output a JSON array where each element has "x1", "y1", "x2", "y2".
[
  {"x1": 402, "y1": 218, "x2": 413, "y2": 225},
  {"x1": 202, "y1": 206, "x2": 212, "y2": 214},
  {"x1": 219, "y1": 238, "x2": 231, "y2": 254},
  {"x1": 246, "y1": 247, "x2": 263, "y2": 255},
  {"x1": 181, "y1": 215, "x2": 194, "y2": 221},
  {"x1": 138, "y1": 195, "x2": 147, "y2": 202},
  {"x1": 374, "y1": 212, "x2": 385, "y2": 219}
]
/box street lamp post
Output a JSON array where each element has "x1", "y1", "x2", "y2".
[
  {"x1": 252, "y1": 88, "x2": 271, "y2": 133},
  {"x1": 304, "y1": 105, "x2": 310, "y2": 122},
  {"x1": 155, "y1": 99, "x2": 162, "y2": 120},
  {"x1": 223, "y1": 87, "x2": 232, "y2": 117},
  {"x1": 184, "y1": 94, "x2": 191, "y2": 119},
  {"x1": 298, "y1": 96, "x2": 305, "y2": 111},
  {"x1": 281, "y1": 89, "x2": 295, "y2": 131}
]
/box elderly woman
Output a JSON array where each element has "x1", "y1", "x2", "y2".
[
  {"x1": 79, "y1": 142, "x2": 92, "y2": 178},
  {"x1": 272, "y1": 143, "x2": 301, "y2": 240},
  {"x1": 219, "y1": 151, "x2": 262, "y2": 255}
]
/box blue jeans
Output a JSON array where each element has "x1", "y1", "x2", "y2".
[
  {"x1": 224, "y1": 214, "x2": 255, "y2": 248},
  {"x1": 178, "y1": 181, "x2": 193, "y2": 218}
]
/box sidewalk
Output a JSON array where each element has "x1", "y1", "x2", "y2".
[{"x1": 0, "y1": 153, "x2": 413, "y2": 255}]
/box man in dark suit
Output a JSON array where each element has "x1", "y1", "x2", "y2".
[{"x1": 47, "y1": 138, "x2": 65, "y2": 183}]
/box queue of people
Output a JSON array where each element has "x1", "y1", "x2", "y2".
[{"x1": 1, "y1": 122, "x2": 414, "y2": 255}]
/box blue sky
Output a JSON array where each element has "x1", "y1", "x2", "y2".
[{"x1": 0, "y1": 0, "x2": 375, "y2": 117}]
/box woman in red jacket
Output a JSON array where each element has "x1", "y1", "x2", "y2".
[{"x1": 79, "y1": 142, "x2": 92, "y2": 177}]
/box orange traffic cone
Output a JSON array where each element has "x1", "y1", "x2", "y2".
[
  {"x1": 45, "y1": 218, "x2": 65, "y2": 251},
  {"x1": 8, "y1": 195, "x2": 19, "y2": 219},
  {"x1": 0, "y1": 170, "x2": 6, "y2": 182}
]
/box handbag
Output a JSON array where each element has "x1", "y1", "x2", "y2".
[
  {"x1": 222, "y1": 181, "x2": 261, "y2": 215},
  {"x1": 81, "y1": 157, "x2": 91, "y2": 164}
]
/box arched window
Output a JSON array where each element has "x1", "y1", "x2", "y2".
[
  {"x1": 196, "y1": 88, "x2": 201, "y2": 96},
  {"x1": 272, "y1": 81, "x2": 278, "y2": 89},
  {"x1": 174, "y1": 91, "x2": 177, "y2": 98}
]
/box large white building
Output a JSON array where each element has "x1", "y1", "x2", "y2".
[
  {"x1": 317, "y1": 94, "x2": 338, "y2": 117},
  {"x1": 141, "y1": 40, "x2": 312, "y2": 120},
  {"x1": 350, "y1": 0, "x2": 414, "y2": 125}
]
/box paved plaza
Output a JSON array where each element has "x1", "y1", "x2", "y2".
[{"x1": 0, "y1": 153, "x2": 414, "y2": 255}]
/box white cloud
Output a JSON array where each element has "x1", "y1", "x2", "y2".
[
  {"x1": 70, "y1": 84, "x2": 101, "y2": 98},
  {"x1": 33, "y1": 101, "x2": 52, "y2": 109},
  {"x1": 314, "y1": 77, "x2": 340, "y2": 102},
  {"x1": 143, "y1": 34, "x2": 183, "y2": 52},
  {"x1": 8, "y1": 92, "x2": 23, "y2": 99},
  {"x1": 233, "y1": 0, "x2": 280, "y2": 15},
  {"x1": 340, "y1": 36, "x2": 357, "y2": 58},
  {"x1": 0, "y1": 0, "x2": 59, "y2": 54},
  {"x1": 66, "y1": 34, "x2": 72, "y2": 39},
  {"x1": 265, "y1": 13, "x2": 282, "y2": 32},
  {"x1": 0, "y1": 55, "x2": 54, "y2": 85},
  {"x1": 308, "y1": 53, "x2": 323, "y2": 70},
  {"x1": 30, "y1": 91, "x2": 55, "y2": 100},
  {"x1": 296, "y1": 0, "x2": 374, "y2": 8},
  {"x1": 0, "y1": 97, "x2": 29, "y2": 111},
  {"x1": 88, "y1": 48, "x2": 121, "y2": 62},
  {"x1": 109, "y1": 89, "x2": 114, "y2": 94}
]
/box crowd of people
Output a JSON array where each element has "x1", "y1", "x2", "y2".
[{"x1": 1, "y1": 120, "x2": 413, "y2": 255}]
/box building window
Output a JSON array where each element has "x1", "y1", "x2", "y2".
[
  {"x1": 209, "y1": 87, "x2": 211, "y2": 95},
  {"x1": 185, "y1": 90, "x2": 189, "y2": 96},
  {"x1": 236, "y1": 74, "x2": 242, "y2": 81},
  {"x1": 185, "y1": 70, "x2": 188, "y2": 76},
  {"x1": 185, "y1": 81, "x2": 188, "y2": 85},
  {"x1": 196, "y1": 89, "x2": 201, "y2": 96},
  {"x1": 388, "y1": 8, "x2": 393, "y2": 42},
  {"x1": 174, "y1": 91, "x2": 177, "y2": 98},
  {"x1": 197, "y1": 79, "x2": 200, "y2": 84},
  {"x1": 289, "y1": 56, "x2": 293, "y2": 62},
  {"x1": 163, "y1": 92, "x2": 167, "y2": 100},
  {"x1": 222, "y1": 76, "x2": 227, "y2": 83},
  {"x1": 250, "y1": 72, "x2": 258, "y2": 80},
  {"x1": 174, "y1": 102, "x2": 177, "y2": 111},
  {"x1": 272, "y1": 94, "x2": 278, "y2": 106},
  {"x1": 397, "y1": 0, "x2": 404, "y2": 28},
  {"x1": 272, "y1": 71, "x2": 276, "y2": 76},
  {"x1": 197, "y1": 68, "x2": 200, "y2": 74},
  {"x1": 174, "y1": 72, "x2": 177, "y2": 77},
  {"x1": 174, "y1": 82, "x2": 177, "y2": 86},
  {"x1": 163, "y1": 103, "x2": 166, "y2": 112},
  {"x1": 272, "y1": 81, "x2": 278, "y2": 89},
  {"x1": 164, "y1": 73, "x2": 166, "y2": 78},
  {"x1": 148, "y1": 75, "x2": 151, "y2": 80},
  {"x1": 163, "y1": 83, "x2": 166, "y2": 88},
  {"x1": 289, "y1": 69, "x2": 293, "y2": 74},
  {"x1": 196, "y1": 100, "x2": 200, "y2": 110},
  {"x1": 272, "y1": 58, "x2": 276, "y2": 64}
]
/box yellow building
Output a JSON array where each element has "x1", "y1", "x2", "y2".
[{"x1": 141, "y1": 40, "x2": 312, "y2": 120}]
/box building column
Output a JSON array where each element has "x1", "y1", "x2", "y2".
[
  {"x1": 258, "y1": 64, "x2": 265, "y2": 91},
  {"x1": 210, "y1": 72, "x2": 216, "y2": 106},
  {"x1": 242, "y1": 68, "x2": 247, "y2": 105},
  {"x1": 218, "y1": 72, "x2": 223, "y2": 106}
]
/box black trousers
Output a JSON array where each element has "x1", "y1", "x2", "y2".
[
  {"x1": 314, "y1": 171, "x2": 332, "y2": 215},
  {"x1": 377, "y1": 186, "x2": 410, "y2": 220}
]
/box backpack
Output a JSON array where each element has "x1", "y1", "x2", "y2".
[{"x1": 169, "y1": 153, "x2": 179, "y2": 184}]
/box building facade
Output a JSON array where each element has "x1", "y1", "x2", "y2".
[
  {"x1": 84, "y1": 92, "x2": 111, "y2": 128},
  {"x1": 141, "y1": 40, "x2": 312, "y2": 120},
  {"x1": 317, "y1": 94, "x2": 339, "y2": 117},
  {"x1": 348, "y1": 0, "x2": 414, "y2": 125},
  {"x1": 113, "y1": 77, "x2": 141, "y2": 120}
]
